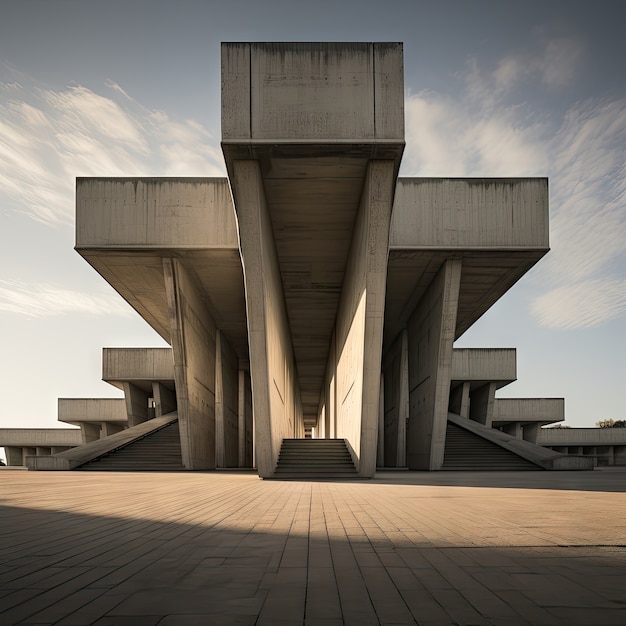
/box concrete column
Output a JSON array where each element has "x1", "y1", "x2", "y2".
[
  {"x1": 330, "y1": 160, "x2": 396, "y2": 477},
  {"x1": 164, "y1": 257, "x2": 217, "y2": 470},
  {"x1": 407, "y1": 259, "x2": 462, "y2": 470},
  {"x1": 502, "y1": 423, "x2": 523, "y2": 439},
  {"x1": 470, "y1": 382, "x2": 497, "y2": 427},
  {"x1": 81, "y1": 422, "x2": 100, "y2": 444},
  {"x1": 51, "y1": 446, "x2": 70, "y2": 454},
  {"x1": 231, "y1": 160, "x2": 302, "y2": 477},
  {"x1": 615, "y1": 446, "x2": 626, "y2": 465},
  {"x1": 523, "y1": 422, "x2": 540, "y2": 443},
  {"x1": 152, "y1": 382, "x2": 177, "y2": 417},
  {"x1": 238, "y1": 367, "x2": 253, "y2": 467},
  {"x1": 123, "y1": 382, "x2": 150, "y2": 427},
  {"x1": 5, "y1": 446, "x2": 24, "y2": 465},
  {"x1": 36, "y1": 447, "x2": 51, "y2": 456},
  {"x1": 100, "y1": 422, "x2": 124, "y2": 438},
  {"x1": 449, "y1": 382, "x2": 471, "y2": 418},
  {"x1": 382, "y1": 329, "x2": 409, "y2": 467},
  {"x1": 377, "y1": 372, "x2": 384, "y2": 467},
  {"x1": 215, "y1": 330, "x2": 239, "y2": 468}
]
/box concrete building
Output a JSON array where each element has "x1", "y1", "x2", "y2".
[{"x1": 3, "y1": 42, "x2": 616, "y2": 475}]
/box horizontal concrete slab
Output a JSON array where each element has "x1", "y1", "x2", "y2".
[
  {"x1": 493, "y1": 398, "x2": 565, "y2": 425},
  {"x1": 539, "y1": 427, "x2": 626, "y2": 446},
  {"x1": 451, "y1": 348, "x2": 516, "y2": 387},
  {"x1": 0, "y1": 428, "x2": 82, "y2": 447},
  {"x1": 58, "y1": 398, "x2": 128, "y2": 425},
  {"x1": 102, "y1": 347, "x2": 174, "y2": 391}
]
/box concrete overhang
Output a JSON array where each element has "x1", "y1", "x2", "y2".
[
  {"x1": 0, "y1": 428, "x2": 82, "y2": 447},
  {"x1": 75, "y1": 178, "x2": 249, "y2": 359},
  {"x1": 492, "y1": 398, "x2": 565, "y2": 427},
  {"x1": 57, "y1": 398, "x2": 128, "y2": 426},
  {"x1": 450, "y1": 348, "x2": 516, "y2": 390},
  {"x1": 102, "y1": 348, "x2": 175, "y2": 393},
  {"x1": 385, "y1": 178, "x2": 549, "y2": 349}
]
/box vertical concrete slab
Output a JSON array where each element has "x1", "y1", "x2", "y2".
[
  {"x1": 231, "y1": 160, "x2": 302, "y2": 477},
  {"x1": 407, "y1": 259, "x2": 462, "y2": 470},
  {"x1": 152, "y1": 382, "x2": 176, "y2": 417},
  {"x1": 215, "y1": 330, "x2": 240, "y2": 468},
  {"x1": 164, "y1": 258, "x2": 217, "y2": 470},
  {"x1": 377, "y1": 373, "x2": 384, "y2": 466},
  {"x1": 470, "y1": 382, "x2": 497, "y2": 427},
  {"x1": 332, "y1": 160, "x2": 396, "y2": 477},
  {"x1": 81, "y1": 423, "x2": 100, "y2": 444},
  {"x1": 123, "y1": 382, "x2": 150, "y2": 427}
]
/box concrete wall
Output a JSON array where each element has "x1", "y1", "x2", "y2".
[
  {"x1": 77, "y1": 178, "x2": 237, "y2": 249},
  {"x1": 326, "y1": 161, "x2": 396, "y2": 476},
  {"x1": 164, "y1": 258, "x2": 217, "y2": 469},
  {"x1": 231, "y1": 160, "x2": 303, "y2": 477},
  {"x1": 222, "y1": 42, "x2": 404, "y2": 142},
  {"x1": 215, "y1": 330, "x2": 240, "y2": 468},
  {"x1": 406, "y1": 259, "x2": 462, "y2": 470},
  {"x1": 390, "y1": 178, "x2": 549, "y2": 249}
]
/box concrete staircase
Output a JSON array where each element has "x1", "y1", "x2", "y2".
[
  {"x1": 442, "y1": 422, "x2": 543, "y2": 471},
  {"x1": 274, "y1": 439, "x2": 358, "y2": 478},
  {"x1": 79, "y1": 420, "x2": 184, "y2": 471}
]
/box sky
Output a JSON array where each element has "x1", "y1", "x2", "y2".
[{"x1": 1, "y1": 0, "x2": 625, "y2": 459}]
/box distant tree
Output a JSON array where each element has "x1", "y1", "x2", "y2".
[{"x1": 596, "y1": 419, "x2": 626, "y2": 428}]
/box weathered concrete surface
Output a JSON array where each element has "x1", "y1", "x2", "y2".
[
  {"x1": 539, "y1": 427, "x2": 626, "y2": 446},
  {"x1": 0, "y1": 428, "x2": 82, "y2": 447},
  {"x1": 102, "y1": 347, "x2": 175, "y2": 391},
  {"x1": 1, "y1": 470, "x2": 625, "y2": 624},
  {"x1": 385, "y1": 178, "x2": 549, "y2": 348}
]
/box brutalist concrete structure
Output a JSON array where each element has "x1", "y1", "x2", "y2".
[{"x1": 2, "y1": 43, "x2": 602, "y2": 475}]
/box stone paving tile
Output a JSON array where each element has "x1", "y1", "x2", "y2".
[{"x1": 1, "y1": 470, "x2": 626, "y2": 624}]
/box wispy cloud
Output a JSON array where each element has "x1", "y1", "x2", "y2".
[
  {"x1": 0, "y1": 279, "x2": 134, "y2": 318},
  {"x1": 402, "y1": 37, "x2": 626, "y2": 330},
  {"x1": 0, "y1": 73, "x2": 225, "y2": 225}
]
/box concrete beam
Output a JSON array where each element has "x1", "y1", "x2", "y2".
[
  {"x1": 58, "y1": 398, "x2": 127, "y2": 425},
  {"x1": 492, "y1": 398, "x2": 565, "y2": 426}
]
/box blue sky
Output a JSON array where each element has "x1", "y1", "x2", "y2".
[{"x1": 1, "y1": 0, "x2": 625, "y2": 448}]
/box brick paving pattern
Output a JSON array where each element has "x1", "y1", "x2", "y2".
[{"x1": 1, "y1": 469, "x2": 625, "y2": 625}]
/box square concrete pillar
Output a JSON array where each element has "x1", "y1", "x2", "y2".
[
  {"x1": 123, "y1": 382, "x2": 150, "y2": 427},
  {"x1": 5, "y1": 446, "x2": 24, "y2": 465},
  {"x1": 216, "y1": 330, "x2": 240, "y2": 468},
  {"x1": 449, "y1": 382, "x2": 471, "y2": 418},
  {"x1": 81, "y1": 422, "x2": 100, "y2": 444},
  {"x1": 164, "y1": 258, "x2": 217, "y2": 470},
  {"x1": 152, "y1": 382, "x2": 177, "y2": 417},
  {"x1": 238, "y1": 367, "x2": 253, "y2": 468},
  {"x1": 470, "y1": 382, "x2": 497, "y2": 427},
  {"x1": 407, "y1": 259, "x2": 462, "y2": 470}
]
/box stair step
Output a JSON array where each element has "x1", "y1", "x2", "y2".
[{"x1": 274, "y1": 438, "x2": 357, "y2": 478}]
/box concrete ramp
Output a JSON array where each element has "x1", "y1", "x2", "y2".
[
  {"x1": 26, "y1": 413, "x2": 180, "y2": 471},
  {"x1": 444, "y1": 413, "x2": 593, "y2": 471}
]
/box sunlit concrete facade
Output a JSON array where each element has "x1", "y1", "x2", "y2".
[{"x1": 2, "y1": 42, "x2": 616, "y2": 474}]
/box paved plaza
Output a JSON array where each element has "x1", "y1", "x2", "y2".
[{"x1": 1, "y1": 470, "x2": 625, "y2": 625}]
